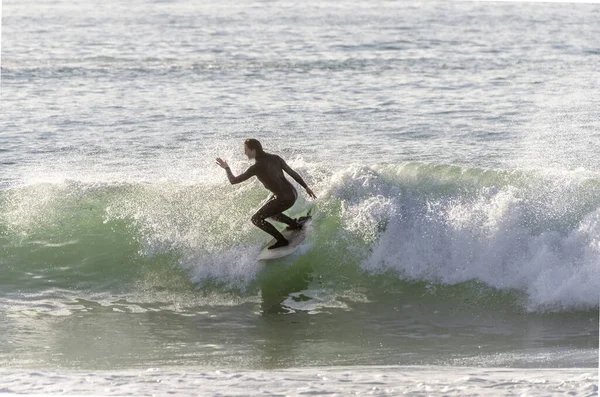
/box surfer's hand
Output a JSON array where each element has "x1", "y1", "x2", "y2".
[
  {"x1": 306, "y1": 187, "x2": 317, "y2": 199},
  {"x1": 215, "y1": 158, "x2": 229, "y2": 169}
]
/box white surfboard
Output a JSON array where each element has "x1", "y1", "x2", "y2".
[
  {"x1": 257, "y1": 212, "x2": 312, "y2": 261},
  {"x1": 258, "y1": 228, "x2": 308, "y2": 260}
]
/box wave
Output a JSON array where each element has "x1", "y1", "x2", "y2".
[{"x1": 1, "y1": 162, "x2": 599, "y2": 312}]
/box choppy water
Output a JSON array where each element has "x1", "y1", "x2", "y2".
[{"x1": 1, "y1": 0, "x2": 598, "y2": 392}]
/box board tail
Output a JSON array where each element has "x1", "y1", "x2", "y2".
[
  {"x1": 283, "y1": 208, "x2": 312, "y2": 232},
  {"x1": 297, "y1": 208, "x2": 312, "y2": 225}
]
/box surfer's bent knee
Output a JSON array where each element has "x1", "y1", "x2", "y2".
[{"x1": 251, "y1": 212, "x2": 263, "y2": 226}]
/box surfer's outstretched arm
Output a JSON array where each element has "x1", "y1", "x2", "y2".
[
  {"x1": 225, "y1": 165, "x2": 256, "y2": 184},
  {"x1": 279, "y1": 157, "x2": 317, "y2": 199},
  {"x1": 216, "y1": 158, "x2": 256, "y2": 184}
]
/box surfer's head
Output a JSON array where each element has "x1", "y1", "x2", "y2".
[{"x1": 244, "y1": 138, "x2": 263, "y2": 159}]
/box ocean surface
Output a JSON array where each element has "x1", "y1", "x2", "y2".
[{"x1": 1, "y1": 0, "x2": 599, "y2": 395}]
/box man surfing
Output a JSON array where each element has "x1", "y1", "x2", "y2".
[{"x1": 216, "y1": 139, "x2": 317, "y2": 250}]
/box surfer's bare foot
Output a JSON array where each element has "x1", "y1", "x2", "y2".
[{"x1": 268, "y1": 239, "x2": 289, "y2": 250}]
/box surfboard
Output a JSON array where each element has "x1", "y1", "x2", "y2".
[{"x1": 257, "y1": 212, "x2": 312, "y2": 261}]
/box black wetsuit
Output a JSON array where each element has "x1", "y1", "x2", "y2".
[{"x1": 225, "y1": 152, "x2": 309, "y2": 243}]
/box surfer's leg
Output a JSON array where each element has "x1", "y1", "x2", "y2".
[
  {"x1": 270, "y1": 213, "x2": 302, "y2": 230},
  {"x1": 268, "y1": 189, "x2": 301, "y2": 230},
  {"x1": 251, "y1": 195, "x2": 295, "y2": 248}
]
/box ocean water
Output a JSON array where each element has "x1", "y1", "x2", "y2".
[{"x1": 1, "y1": 0, "x2": 599, "y2": 395}]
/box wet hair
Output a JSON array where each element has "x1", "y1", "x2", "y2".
[{"x1": 244, "y1": 138, "x2": 263, "y2": 153}]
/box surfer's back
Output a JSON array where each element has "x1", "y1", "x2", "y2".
[{"x1": 254, "y1": 152, "x2": 295, "y2": 196}]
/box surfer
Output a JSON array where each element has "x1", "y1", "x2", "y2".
[{"x1": 216, "y1": 139, "x2": 316, "y2": 250}]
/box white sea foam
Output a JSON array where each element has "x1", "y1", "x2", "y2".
[
  {"x1": 0, "y1": 366, "x2": 596, "y2": 397},
  {"x1": 329, "y1": 165, "x2": 600, "y2": 311}
]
